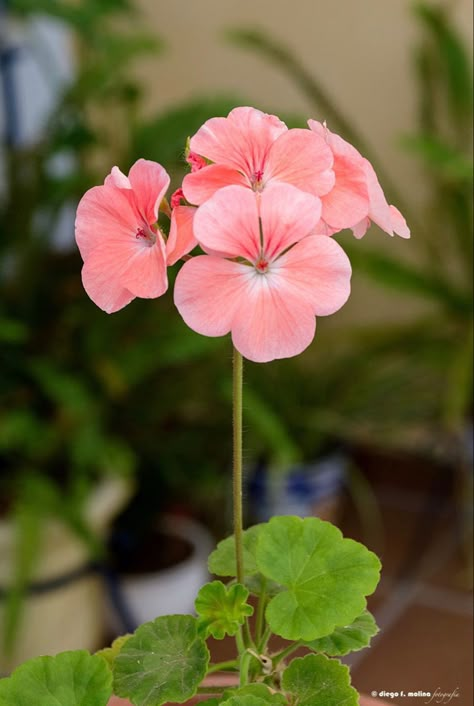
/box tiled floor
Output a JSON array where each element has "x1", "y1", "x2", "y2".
[{"x1": 340, "y1": 471, "x2": 473, "y2": 706}]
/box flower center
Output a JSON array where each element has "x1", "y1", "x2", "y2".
[
  {"x1": 255, "y1": 257, "x2": 269, "y2": 274},
  {"x1": 135, "y1": 224, "x2": 157, "y2": 246},
  {"x1": 251, "y1": 169, "x2": 265, "y2": 192}
]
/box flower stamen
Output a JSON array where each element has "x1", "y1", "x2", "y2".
[
  {"x1": 251, "y1": 169, "x2": 265, "y2": 192},
  {"x1": 136, "y1": 225, "x2": 157, "y2": 246},
  {"x1": 255, "y1": 257, "x2": 269, "y2": 273}
]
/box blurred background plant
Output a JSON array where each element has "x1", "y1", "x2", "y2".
[{"x1": 0, "y1": 0, "x2": 240, "y2": 662}]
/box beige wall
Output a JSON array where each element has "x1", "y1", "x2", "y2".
[{"x1": 136, "y1": 0, "x2": 472, "y2": 206}]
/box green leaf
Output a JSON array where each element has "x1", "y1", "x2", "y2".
[
  {"x1": 208, "y1": 525, "x2": 261, "y2": 578},
  {"x1": 415, "y1": 3, "x2": 473, "y2": 124},
  {"x1": 401, "y1": 134, "x2": 473, "y2": 183},
  {"x1": 304, "y1": 610, "x2": 379, "y2": 656},
  {"x1": 96, "y1": 634, "x2": 132, "y2": 668},
  {"x1": 195, "y1": 581, "x2": 253, "y2": 639},
  {"x1": 256, "y1": 516, "x2": 380, "y2": 641},
  {"x1": 282, "y1": 654, "x2": 358, "y2": 706},
  {"x1": 0, "y1": 650, "x2": 112, "y2": 706},
  {"x1": 208, "y1": 525, "x2": 280, "y2": 596},
  {"x1": 113, "y1": 615, "x2": 209, "y2": 706}
]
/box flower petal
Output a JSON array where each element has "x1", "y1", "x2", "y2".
[
  {"x1": 352, "y1": 217, "x2": 371, "y2": 239},
  {"x1": 166, "y1": 205, "x2": 198, "y2": 265},
  {"x1": 190, "y1": 106, "x2": 287, "y2": 176},
  {"x1": 81, "y1": 233, "x2": 168, "y2": 308},
  {"x1": 390, "y1": 205, "x2": 411, "y2": 239},
  {"x1": 120, "y1": 238, "x2": 168, "y2": 299},
  {"x1": 309, "y1": 121, "x2": 409, "y2": 238},
  {"x1": 274, "y1": 235, "x2": 352, "y2": 316},
  {"x1": 81, "y1": 265, "x2": 134, "y2": 314},
  {"x1": 174, "y1": 256, "x2": 248, "y2": 337},
  {"x1": 81, "y1": 249, "x2": 135, "y2": 314},
  {"x1": 362, "y1": 159, "x2": 395, "y2": 235},
  {"x1": 265, "y1": 129, "x2": 335, "y2": 197},
  {"x1": 230, "y1": 273, "x2": 317, "y2": 363},
  {"x1": 183, "y1": 164, "x2": 247, "y2": 205},
  {"x1": 260, "y1": 183, "x2": 321, "y2": 260},
  {"x1": 75, "y1": 182, "x2": 138, "y2": 260},
  {"x1": 106, "y1": 166, "x2": 131, "y2": 190},
  {"x1": 193, "y1": 185, "x2": 261, "y2": 261},
  {"x1": 128, "y1": 158, "x2": 170, "y2": 224},
  {"x1": 308, "y1": 121, "x2": 369, "y2": 229},
  {"x1": 321, "y1": 153, "x2": 369, "y2": 230}
]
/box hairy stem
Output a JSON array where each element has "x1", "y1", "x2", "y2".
[
  {"x1": 258, "y1": 625, "x2": 272, "y2": 654},
  {"x1": 232, "y1": 346, "x2": 244, "y2": 585},
  {"x1": 255, "y1": 578, "x2": 268, "y2": 645}
]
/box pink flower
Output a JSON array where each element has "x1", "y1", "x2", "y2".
[
  {"x1": 309, "y1": 120, "x2": 410, "y2": 239},
  {"x1": 75, "y1": 159, "x2": 196, "y2": 313},
  {"x1": 182, "y1": 106, "x2": 335, "y2": 206},
  {"x1": 174, "y1": 184, "x2": 351, "y2": 363}
]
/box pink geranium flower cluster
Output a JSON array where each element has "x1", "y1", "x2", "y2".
[{"x1": 75, "y1": 106, "x2": 409, "y2": 363}]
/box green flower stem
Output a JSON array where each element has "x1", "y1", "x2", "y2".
[
  {"x1": 207, "y1": 660, "x2": 239, "y2": 674},
  {"x1": 257, "y1": 625, "x2": 272, "y2": 653},
  {"x1": 232, "y1": 346, "x2": 244, "y2": 587},
  {"x1": 255, "y1": 578, "x2": 267, "y2": 645},
  {"x1": 232, "y1": 347, "x2": 254, "y2": 650},
  {"x1": 236, "y1": 627, "x2": 246, "y2": 655},
  {"x1": 272, "y1": 641, "x2": 303, "y2": 667},
  {"x1": 239, "y1": 650, "x2": 252, "y2": 687}
]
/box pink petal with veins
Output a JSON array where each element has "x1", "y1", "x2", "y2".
[
  {"x1": 75, "y1": 159, "x2": 171, "y2": 312},
  {"x1": 190, "y1": 106, "x2": 287, "y2": 175},
  {"x1": 174, "y1": 184, "x2": 352, "y2": 363},
  {"x1": 193, "y1": 185, "x2": 261, "y2": 261},
  {"x1": 274, "y1": 235, "x2": 352, "y2": 316},
  {"x1": 174, "y1": 256, "x2": 247, "y2": 337},
  {"x1": 390, "y1": 205, "x2": 411, "y2": 239},
  {"x1": 183, "y1": 164, "x2": 247, "y2": 206},
  {"x1": 259, "y1": 183, "x2": 321, "y2": 260},
  {"x1": 265, "y1": 129, "x2": 335, "y2": 197}
]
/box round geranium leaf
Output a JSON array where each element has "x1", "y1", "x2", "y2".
[
  {"x1": 256, "y1": 516, "x2": 381, "y2": 641},
  {"x1": 0, "y1": 650, "x2": 112, "y2": 706},
  {"x1": 281, "y1": 653, "x2": 358, "y2": 706},
  {"x1": 208, "y1": 525, "x2": 281, "y2": 596},
  {"x1": 113, "y1": 614, "x2": 209, "y2": 706},
  {"x1": 97, "y1": 634, "x2": 132, "y2": 669},
  {"x1": 208, "y1": 525, "x2": 262, "y2": 577},
  {"x1": 195, "y1": 581, "x2": 254, "y2": 639},
  {"x1": 304, "y1": 610, "x2": 379, "y2": 656}
]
